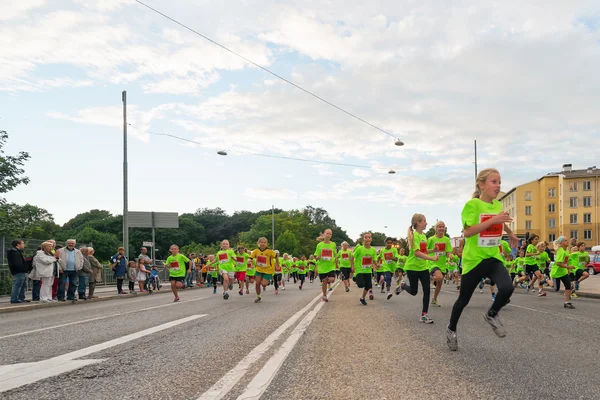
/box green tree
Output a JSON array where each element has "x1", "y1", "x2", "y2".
[
  {"x1": 0, "y1": 203, "x2": 59, "y2": 238},
  {"x1": 75, "y1": 226, "x2": 120, "y2": 261},
  {"x1": 275, "y1": 230, "x2": 300, "y2": 255},
  {"x1": 396, "y1": 238, "x2": 409, "y2": 254},
  {"x1": 358, "y1": 231, "x2": 387, "y2": 246},
  {"x1": 0, "y1": 130, "x2": 30, "y2": 203}
]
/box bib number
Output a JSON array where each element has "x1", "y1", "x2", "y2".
[
  {"x1": 434, "y1": 242, "x2": 446, "y2": 257},
  {"x1": 384, "y1": 252, "x2": 394, "y2": 264},
  {"x1": 361, "y1": 256, "x2": 373, "y2": 269},
  {"x1": 170, "y1": 261, "x2": 180, "y2": 271},
  {"x1": 256, "y1": 255, "x2": 267, "y2": 267},
  {"x1": 478, "y1": 214, "x2": 502, "y2": 247},
  {"x1": 218, "y1": 253, "x2": 229, "y2": 264},
  {"x1": 321, "y1": 249, "x2": 333, "y2": 261}
]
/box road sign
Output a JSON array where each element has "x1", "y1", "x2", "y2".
[
  {"x1": 128, "y1": 211, "x2": 179, "y2": 228},
  {"x1": 143, "y1": 241, "x2": 154, "y2": 247}
]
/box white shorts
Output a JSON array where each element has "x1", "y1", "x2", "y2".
[{"x1": 219, "y1": 270, "x2": 235, "y2": 279}]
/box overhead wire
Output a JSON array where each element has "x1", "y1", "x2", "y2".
[{"x1": 133, "y1": 0, "x2": 400, "y2": 141}]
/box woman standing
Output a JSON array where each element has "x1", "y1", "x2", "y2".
[
  {"x1": 33, "y1": 241, "x2": 58, "y2": 302},
  {"x1": 110, "y1": 247, "x2": 128, "y2": 295}
]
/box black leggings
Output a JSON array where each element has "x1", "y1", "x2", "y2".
[
  {"x1": 117, "y1": 278, "x2": 124, "y2": 293},
  {"x1": 274, "y1": 273, "x2": 282, "y2": 290},
  {"x1": 128, "y1": 281, "x2": 135, "y2": 291},
  {"x1": 404, "y1": 270, "x2": 431, "y2": 314},
  {"x1": 298, "y1": 274, "x2": 306, "y2": 284},
  {"x1": 553, "y1": 275, "x2": 571, "y2": 291},
  {"x1": 449, "y1": 258, "x2": 513, "y2": 332},
  {"x1": 292, "y1": 272, "x2": 298, "y2": 283}
]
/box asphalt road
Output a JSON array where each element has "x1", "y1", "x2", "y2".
[{"x1": 0, "y1": 277, "x2": 598, "y2": 400}]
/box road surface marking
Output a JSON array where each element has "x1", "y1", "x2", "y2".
[
  {"x1": 0, "y1": 314, "x2": 205, "y2": 393},
  {"x1": 197, "y1": 292, "x2": 324, "y2": 400},
  {"x1": 236, "y1": 281, "x2": 340, "y2": 400},
  {"x1": 0, "y1": 296, "x2": 209, "y2": 340}
]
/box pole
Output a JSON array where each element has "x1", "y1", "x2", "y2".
[
  {"x1": 271, "y1": 205, "x2": 275, "y2": 248},
  {"x1": 151, "y1": 212, "x2": 156, "y2": 264},
  {"x1": 474, "y1": 139, "x2": 478, "y2": 179},
  {"x1": 122, "y1": 91, "x2": 129, "y2": 259}
]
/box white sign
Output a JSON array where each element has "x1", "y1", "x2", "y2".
[{"x1": 143, "y1": 241, "x2": 154, "y2": 247}]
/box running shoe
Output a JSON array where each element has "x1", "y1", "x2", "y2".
[
  {"x1": 275, "y1": 290, "x2": 279, "y2": 295},
  {"x1": 223, "y1": 292, "x2": 229, "y2": 300},
  {"x1": 299, "y1": 285, "x2": 302, "y2": 290},
  {"x1": 395, "y1": 282, "x2": 406, "y2": 295},
  {"x1": 491, "y1": 293, "x2": 496, "y2": 301},
  {"x1": 387, "y1": 293, "x2": 393, "y2": 300},
  {"x1": 254, "y1": 296, "x2": 262, "y2": 303},
  {"x1": 446, "y1": 327, "x2": 458, "y2": 351},
  {"x1": 360, "y1": 298, "x2": 367, "y2": 306},
  {"x1": 483, "y1": 312, "x2": 506, "y2": 337},
  {"x1": 345, "y1": 287, "x2": 350, "y2": 293},
  {"x1": 525, "y1": 284, "x2": 530, "y2": 293},
  {"x1": 574, "y1": 281, "x2": 580, "y2": 291},
  {"x1": 245, "y1": 290, "x2": 250, "y2": 294},
  {"x1": 420, "y1": 314, "x2": 434, "y2": 324},
  {"x1": 538, "y1": 291, "x2": 546, "y2": 297},
  {"x1": 228, "y1": 284, "x2": 233, "y2": 291},
  {"x1": 239, "y1": 289, "x2": 243, "y2": 296},
  {"x1": 173, "y1": 297, "x2": 180, "y2": 302},
  {"x1": 380, "y1": 288, "x2": 385, "y2": 294},
  {"x1": 322, "y1": 296, "x2": 329, "y2": 302},
  {"x1": 564, "y1": 302, "x2": 575, "y2": 309},
  {"x1": 478, "y1": 281, "x2": 484, "y2": 290},
  {"x1": 369, "y1": 293, "x2": 374, "y2": 300},
  {"x1": 282, "y1": 287, "x2": 286, "y2": 291},
  {"x1": 431, "y1": 299, "x2": 441, "y2": 307},
  {"x1": 329, "y1": 287, "x2": 333, "y2": 292},
  {"x1": 213, "y1": 288, "x2": 217, "y2": 294}
]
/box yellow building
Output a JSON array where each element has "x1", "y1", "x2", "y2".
[{"x1": 500, "y1": 164, "x2": 600, "y2": 247}]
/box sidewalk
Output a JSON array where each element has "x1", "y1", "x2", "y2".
[
  {"x1": 0, "y1": 282, "x2": 211, "y2": 314},
  {"x1": 548, "y1": 275, "x2": 600, "y2": 299}
]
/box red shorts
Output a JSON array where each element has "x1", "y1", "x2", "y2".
[{"x1": 235, "y1": 271, "x2": 246, "y2": 282}]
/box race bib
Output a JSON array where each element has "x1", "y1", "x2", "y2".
[
  {"x1": 419, "y1": 242, "x2": 427, "y2": 253},
  {"x1": 170, "y1": 261, "x2": 180, "y2": 271},
  {"x1": 218, "y1": 253, "x2": 229, "y2": 264},
  {"x1": 236, "y1": 256, "x2": 245, "y2": 266},
  {"x1": 361, "y1": 256, "x2": 373, "y2": 269},
  {"x1": 341, "y1": 253, "x2": 349, "y2": 260},
  {"x1": 207, "y1": 265, "x2": 214, "y2": 272},
  {"x1": 247, "y1": 264, "x2": 254, "y2": 270},
  {"x1": 299, "y1": 265, "x2": 305, "y2": 271},
  {"x1": 384, "y1": 252, "x2": 394, "y2": 264},
  {"x1": 433, "y1": 242, "x2": 446, "y2": 257},
  {"x1": 478, "y1": 214, "x2": 502, "y2": 247},
  {"x1": 275, "y1": 264, "x2": 282, "y2": 272},
  {"x1": 321, "y1": 248, "x2": 333, "y2": 261},
  {"x1": 256, "y1": 255, "x2": 267, "y2": 267}
]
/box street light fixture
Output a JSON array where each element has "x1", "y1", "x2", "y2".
[
  {"x1": 217, "y1": 150, "x2": 227, "y2": 156},
  {"x1": 395, "y1": 139, "x2": 404, "y2": 146},
  {"x1": 388, "y1": 169, "x2": 396, "y2": 174}
]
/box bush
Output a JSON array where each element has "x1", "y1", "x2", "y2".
[{"x1": 0, "y1": 275, "x2": 13, "y2": 296}]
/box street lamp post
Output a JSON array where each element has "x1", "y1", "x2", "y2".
[{"x1": 122, "y1": 91, "x2": 129, "y2": 258}]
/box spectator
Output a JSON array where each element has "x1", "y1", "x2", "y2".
[
  {"x1": 57, "y1": 239, "x2": 84, "y2": 301},
  {"x1": 32, "y1": 241, "x2": 58, "y2": 302},
  {"x1": 87, "y1": 247, "x2": 102, "y2": 299},
  {"x1": 127, "y1": 261, "x2": 137, "y2": 294},
  {"x1": 137, "y1": 257, "x2": 150, "y2": 292},
  {"x1": 78, "y1": 247, "x2": 93, "y2": 300},
  {"x1": 138, "y1": 247, "x2": 153, "y2": 268},
  {"x1": 7, "y1": 239, "x2": 30, "y2": 304},
  {"x1": 110, "y1": 247, "x2": 128, "y2": 295},
  {"x1": 30, "y1": 248, "x2": 41, "y2": 302}
]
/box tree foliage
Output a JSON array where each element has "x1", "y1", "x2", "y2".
[
  {"x1": 275, "y1": 230, "x2": 300, "y2": 256},
  {"x1": 0, "y1": 131, "x2": 30, "y2": 202}
]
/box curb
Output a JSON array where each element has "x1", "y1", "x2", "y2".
[{"x1": 0, "y1": 285, "x2": 207, "y2": 314}]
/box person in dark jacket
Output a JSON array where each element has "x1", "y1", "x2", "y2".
[
  {"x1": 110, "y1": 247, "x2": 128, "y2": 295},
  {"x1": 7, "y1": 240, "x2": 30, "y2": 304}
]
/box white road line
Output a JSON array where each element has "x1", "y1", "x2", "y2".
[
  {"x1": 0, "y1": 296, "x2": 209, "y2": 340},
  {"x1": 197, "y1": 291, "x2": 325, "y2": 400},
  {"x1": 236, "y1": 281, "x2": 340, "y2": 400},
  {"x1": 0, "y1": 314, "x2": 206, "y2": 393}
]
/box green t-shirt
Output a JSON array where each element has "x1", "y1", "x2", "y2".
[
  {"x1": 378, "y1": 247, "x2": 398, "y2": 273},
  {"x1": 550, "y1": 247, "x2": 569, "y2": 278},
  {"x1": 282, "y1": 259, "x2": 292, "y2": 274},
  {"x1": 499, "y1": 240, "x2": 511, "y2": 256},
  {"x1": 338, "y1": 250, "x2": 352, "y2": 268},
  {"x1": 216, "y1": 249, "x2": 237, "y2": 272},
  {"x1": 291, "y1": 261, "x2": 298, "y2": 273},
  {"x1": 524, "y1": 244, "x2": 538, "y2": 266},
  {"x1": 513, "y1": 257, "x2": 525, "y2": 273},
  {"x1": 503, "y1": 259, "x2": 512, "y2": 271},
  {"x1": 536, "y1": 251, "x2": 549, "y2": 269},
  {"x1": 165, "y1": 253, "x2": 190, "y2": 278},
  {"x1": 297, "y1": 260, "x2": 308, "y2": 275},
  {"x1": 246, "y1": 258, "x2": 256, "y2": 276},
  {"x1": 353, "y1": 246, "x2": 378, "y2": 275},
  {"x1": 405, "y1": 232, "x2": 428, "y2": 272},
  {"x1": 461, "y1": 198, "x2": 504, "y2": 275},
  {"x1": 234, "y1": 252, "x2": 249, "y2": 272},
  {"x1": 567, "y1": 251, "x2": 580, "y2": 270},
  {"x1": 397, "y1": 255, "x2": 407, "y2": 270},
  {"x1": 207, "y1": 262, "x2": 219, "y2": 278},
  {"x1": 314, "y1": 242, "x2": 337, "y2": 274},
  {"x1": 576, "y1": 251, "x2": 589, "y2": 271},
  {"x1": 447, "y1": 254, "x2": 459, "y2": 270},
  {"x1": 427, "y1": 235, "x2": 452, "y2": 272}
]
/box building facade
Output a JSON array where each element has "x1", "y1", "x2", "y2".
[{"x1": 500, "y1": 164, "x2": 600, "y2": 248}]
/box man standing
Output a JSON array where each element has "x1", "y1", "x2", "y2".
[
  {"x1": 87, "y1": 247, "x2": 102, "y2": 299},
  {"x1": 7, "y1": 240, "x2": 30, "y2": 304},
  {"x1": 57, "y1": 239, "x2": 83, "y2": 301},
  {"x1": 78, "y1": 247, "x2": 93, "y2": 300},
  {"x1": 138, "y1": 247, "x2": 153, "y2": 268}
]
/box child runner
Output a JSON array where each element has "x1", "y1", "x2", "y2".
[
  {"x1": 207, "y1": 240, "x2": 237, "y2": 300},
  {"x1": 571, "y1": 242, "x2": 590, "y2": 297},
  {"x1": 249, "y1": 237, "x2": 279, "y2": 303},
  {"x1": 395, "y1": 248, "x2": 408, "y2": 292},
  {"x1": 566, "y1": 245, "x2": 580, "y2": 299},
  {"x1": 446, "y1": 168, "x2": 518, "y2": 351},
  {"x1": 206, "y1": 255, "x2": 219, "y2": 294},
  {"x1": 534, "y1": 242, "x2": 549, "y2": 296},
  {"x1": 428, "y1": 222, "x2": 453, "y2": 307},
  {"x1": 397, "y1": 214, "x2": 439, "y2": 323},
  {"x1": 164, "y1": 244, "x2": 191, "y2": 302},
  {"x1": 550, "y1": 236, "x2": 575, "y2": 308},
  {"x1": 353, "y1": 232, "x2": 378, "y2": 305},
  {"x1": 245, "y1": 255, "x2": 256, "y2": 295},
  {"x1": 338, "y1": 241, "x2": 353, "y2": 292},
  {"x1": 314, "y1": 229, "x2": 337, "y2": 302},
  {"x1": 378, "y1": 237, "x2": 398, "y2": 300},
  {"x1": 291, "y1": 257, "x2": 299, "y2": 284},
  {"x1": 274, "y1": 252, "x2": 284, "y2": 294},
  {"x1": 308, "y1": 255, "x2": 316, "y2": 283},
  {"x1": 297, "y1": 256, "x2": 307, "y2": 289},
  {"x1": 235, "y1": 245, "x2": 249, "y2": 296}
]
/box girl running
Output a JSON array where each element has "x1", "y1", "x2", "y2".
[
  {"x1": 397, "y1": 214, "x2": 439, "y2": 323},
  {"x1": 549, "y1": 236, "x2": 575, "y2": 308},
  {"x1": 207, "y1": 240, "x2": 237, "y2": 300},
  {"x1": 378, "y1": 237, "x2": 398, "y2": 300},
  {"x1": 206, "y1": 255, "x2": 219, "y2": 294},
  {"x1": 446, "y1": 168, "x2": 518, "y2": 351},
  {"x1": 353, "y1": 232, "x2": 378, "y2": 305},
  {"x1": 297, "y1": 256, "x2": 307, "y2": 289},
  {"x1": 164, "y1": 244, "x2": 191, "y2": 302},
  {"x1": 314, "y1": 228, "x2": 337, "y2": 302},
  {"x1": 338, "y1": 241, "x2": 353, "y2": 292},
  {"x1": 395, "y1": 248, "x2": 407, "y2": 292},
  {"x1": 235, "y1": 246, "x2": 249, "y2": 296},
  {"x1": 428, "y1": 222, "x2": 453, "y2": 307},
  {"x1": 571, "y1": 242, "x2": 590, "y2": 296},
  {"x1": 249, "y1": 237, "x2": 279, "y2": 303},
  {"x1": 245, "y1": 255, "x2": 255, "y2": 295}
]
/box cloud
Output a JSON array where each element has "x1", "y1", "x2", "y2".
[{"x1": 245, "y1": 188, "x2": 298, "y2": 200}]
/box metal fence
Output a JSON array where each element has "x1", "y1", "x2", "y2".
[{"x1": 1, "y1": 237, "x2": 92, "y2": 265}]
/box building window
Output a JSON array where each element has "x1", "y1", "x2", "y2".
[
  {"x1": 548, "y1": 218, "x2": 556, "y2": 228},
  {"x1": 525, "y1": 191, "x2": 532, "y2": 201},
  {"x1": 570, "y1": 213, "x2": 578, "y2": 224},
  {"x1": 584, "y1": 196, "x2": 592, "y2": 207},
  {"x1": 584, "y1": 213, "x2": 592, "y2": 223},
  {"x1": 570, "y1": 230, "x2": 578, "y2": 240},
  {"x1": 525, "y1": 206, "x2": 532, "y2": 215},
  {"x1": 570, "y1": 197, "x2": 578, "y2": 208},
  {"x1": 548, "y1": 203, "x2": 556, "y2": 213},
  {"x1": 583, "y1": 181, "x2": 591, "y2": 191},
  {"x1": 584, "y1": 230, "x2": 592, "y2": 240},
  {"x1": 511, "y1": 193, "x2": 515, "y2": 203},
  {"x1": 570, "y1": 182, "x2": 578, "y2": 192},
  {"x1": 548, "y1": 188, "x2": 556, "y2": 198},
  {"x1": 549, "y1": 233, "x2": 556, "y2": 242},
  {"x1": 525, "y1": 220, "x2": 532, "y2": 230}
]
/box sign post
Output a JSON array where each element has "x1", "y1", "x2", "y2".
[{"x1": 129, "y1": 211, "x2": 179, "y2": 262}]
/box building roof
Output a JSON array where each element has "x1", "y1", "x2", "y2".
[{"x1": 543, "y1": 166, "x2": 600, "y2": 179}]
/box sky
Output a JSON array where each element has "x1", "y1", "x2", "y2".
[{"x1": 1, "y1": 0, "x2": 599, "y2": 242}]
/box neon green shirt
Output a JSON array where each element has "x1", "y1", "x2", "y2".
[
  {"x1": 297, "y1": 260, "x2": 308, "y2": 275},
  {"x1": 397, "y1": 255, "x2": 407, "y2": 270},
  {"x1": 378, "y1": 247, "x2": 398, "y2": 273},
  {"x1": 461, "y1": 198, "x2": 504, "y2": 275},
  {"x1": 404, "y1": 232, "x2": 428, "y2": 272},
  {"x1": 234, "y1": 252, "x2": 249, "y2": 272},
  {"x1": 576, "y1": 251, "x2": 589, "y2": 271},
  {"x1": 215, "y1": 249, "x2": 237, "y2": 273},
  {"x1": 536, "y1": 251, "x2": 549, "y2": 269},
  {"x1": 499, "y1": 240, "x2": 511, "y2": 256},
  {"x1": 550, "y1": 247, "x2": 569, "y2": 278},
  {"x1": 314, "y1": 242, "x2": 337, "y2": 274},
  {"x1": 338, "y1": 250, "x2": 352, "y2": 268},
  {"x1": 427, "y1": 235, "x2": 452, "y2": 273},
  {"x1": 245, "y1": 258, "x2": 256, "y2": 277},
  {"x1": 165, "y1": 253, "x2": 190, "y2": 278},
  {"x1": 524, "y1": 244, "x2": 538, "y2": 266},
  {"x1": 353, "y1": 246, "x2": 378, "y2": 275}
]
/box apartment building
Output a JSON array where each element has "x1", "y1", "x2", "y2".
[{"x1": 500, "y1": 164, "x2": 600, "y2": 247}]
